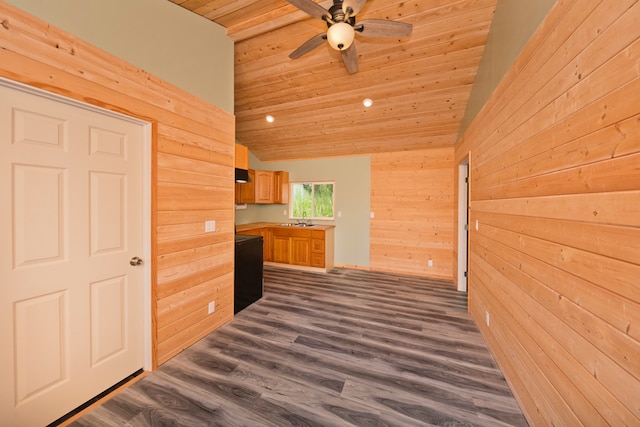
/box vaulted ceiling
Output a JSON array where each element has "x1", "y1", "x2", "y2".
[{"x1": 169, "y1": 0, "x2": 497, "y2": 161}]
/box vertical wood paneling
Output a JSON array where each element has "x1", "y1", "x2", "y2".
[
  {"x1": 456, "y1": 0, "x2": 640, "y2": 424},
  {"x1": 0, "y1": 3, "x2": 235, "y2": 367},
  {"x1": 370, "y1": 148, "x2": 454, "y2": 279}
]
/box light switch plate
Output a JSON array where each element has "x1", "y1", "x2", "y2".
[{"x1": 205, "y1": 220, "x2": 216, "y2": 232}]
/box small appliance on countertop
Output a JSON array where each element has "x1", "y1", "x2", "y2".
[{"x1": 234, "y1": 234, "x2": 263, "y2": 314}]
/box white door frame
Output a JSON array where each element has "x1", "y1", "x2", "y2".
[
  {"x1": 0, "y1": 77, "x2": 153, "y2": 370},
  {"x1": 457, "y1": 160, "x2": 469, "y2": 292}
]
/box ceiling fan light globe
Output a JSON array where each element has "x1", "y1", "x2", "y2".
[{"x1": 327, "y1": 22, "x2": 355, "y2": 51}]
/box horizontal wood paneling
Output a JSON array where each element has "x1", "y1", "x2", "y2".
[
  {"x1": 155, "y1": 120, "x2": 234, "y2": 365},
  {"x1": 0, "y1": 3, "x2": 235, "y2": 367},
  {"x1": 371, "y1": 148, "x2": 454, "y2": 279},
  {"x1": 456, "y1": 0, "x2": 640, "y2": 424},
  {"x1": 171, "y1": 0, "x2": 497, "y2": 161}
]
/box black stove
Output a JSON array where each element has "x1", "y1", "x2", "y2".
[{"x1": 234, "y1": 234, "x2": 263, "y2": 313}]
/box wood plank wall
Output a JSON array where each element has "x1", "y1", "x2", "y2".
[
  {"x1": 0, "y1": 3, "x2": 236, "y2": 367},
  {"x1": 455, "y1": 0, "x2": 640, "y2": 424},
  {"x1": 370, "y1": 148, "x2": 454, "y2": 279}
]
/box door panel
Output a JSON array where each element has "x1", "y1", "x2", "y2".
[
  {"x1": 90, "y1": 171, "x2": 125, "y2": 255},
  {"x1": 13, "y1": 164, "x2": 66, "y2": 267},
  {"x1": 90, "y1": 275, "x2": 127, "y2": 365},
  {"x1": 0, "y1": 82, "x2": 145, "y2": 426},
  {"x1": 14, "y1": 291, "x2": 67, "y2": 403}
]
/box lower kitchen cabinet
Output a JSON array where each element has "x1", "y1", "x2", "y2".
[
  {"x1": 310, "y1": 230, "x2": 326, "y2": 268},
  {"x1": 271, "y1": 228, "x2": 311, "y2": 266},
  {"x1": 268, "y1": 226, "x2": 334, "y2": 270},
  {"x1": 272, "y1": 233, "x2": 290, "y2": 264},
  {"x1": 291, "y1": 236, "x2": 311, "y2": 266},
  {"x1": 238, "y1": 227, "x2": 272, "y2": 262}
]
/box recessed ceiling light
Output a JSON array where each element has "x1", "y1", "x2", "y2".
[
  {"x1": 363, "y1": 98, "x2": 373, "y2": 108},
  {"x1": 266, "y1": 115, "x2": 275, "y2": 123}
]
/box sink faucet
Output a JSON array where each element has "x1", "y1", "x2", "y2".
[{"x1": 297, "y1": 213, "x2": 311, "y2": 226}]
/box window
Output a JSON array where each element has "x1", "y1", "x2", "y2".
[{"x1": 290, "y1": 182, "x2": 335, "y2": 220}]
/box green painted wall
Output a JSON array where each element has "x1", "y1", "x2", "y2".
[
  {"x1": 458, "y1": 0, "x2": 556, "y2": 137},
  {"x1": 236, "y1": 153, "x2": 371, "y2": 268},
  {"x1": 5, "y1": 0, "x2": 234, "y2": 114}
]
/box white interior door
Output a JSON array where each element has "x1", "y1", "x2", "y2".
[{"x1": 0, "y1": 80, "x2": 147, "y2": 426}]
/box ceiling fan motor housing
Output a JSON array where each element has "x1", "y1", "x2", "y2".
[
  {"x1": 325, "y1": 1, "x2": 357, "y2": 50},
  {"x1": 326, "y1": 1, "x2": 356, "y2": 27}
]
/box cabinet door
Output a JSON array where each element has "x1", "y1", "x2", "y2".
[
  {"x1": 235, "y1": 144, "x2": 248, "y2": 169},
  {"x1": 272, "y1": 234, "x2": 290, "y2": 263},
  {"x1": 310, "y1": 234, "x2": 325, "y2": 268},
  {"x1": 263, "y1": 229, "x2": 273, "y2": 262},
  {"x1": 291, "y1": 237, "x2": 311, "y2": 266},
  {"x1": 254, "y1": 170, "x2": 274, "y2": 203},
  {"x1": 235, "y1": 169, "x2": 255, "y2": 203},
  {"x1": 310, "y1": 252, "x2": 325, "y2": 268},
  {"x1": 274, "y1": 171, "x2": 289, "y2": 204},
  {"x1": 311, "y1": 238, "x2": 325, "y2": 253}
]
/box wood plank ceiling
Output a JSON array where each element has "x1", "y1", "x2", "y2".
[{"x1": 170, "y1": 0, "x2": 497, "y2": 161}]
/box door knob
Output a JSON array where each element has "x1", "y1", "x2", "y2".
[{"x1": 129, "y1": 256, "x2": 143, "y2": 266}]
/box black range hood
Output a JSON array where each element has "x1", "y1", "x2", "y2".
[{"x1": 235, "y1": 168, "x2": 250, "y2": 183}]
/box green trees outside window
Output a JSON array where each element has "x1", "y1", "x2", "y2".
[{"x1": 291, "y1": 182, "x2": 335, "y2": 220}]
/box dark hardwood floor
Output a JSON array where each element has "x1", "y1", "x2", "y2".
[{"x1": 70, "y1": 266, "x2": 528, "y2": 426}]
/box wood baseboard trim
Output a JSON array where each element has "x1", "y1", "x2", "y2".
[{"x1": 264, "y1": 261, "x2": 328, "y2": 273}]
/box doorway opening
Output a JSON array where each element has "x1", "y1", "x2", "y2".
[{"x1": 457, "y1": 160, "x2": 469, "y2": 292}]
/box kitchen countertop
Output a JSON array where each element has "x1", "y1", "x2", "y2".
[{"x1": 236, "y1": 222, "x2": 335, "y2": 232}]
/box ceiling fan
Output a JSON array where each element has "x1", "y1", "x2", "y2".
[{"x1": 286, "y1": 0, "x2": 413, "y2": 73}]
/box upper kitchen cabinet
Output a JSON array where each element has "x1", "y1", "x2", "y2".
[
  {"x1": 235, "y1": 144, "x2": 249, "y2": 169},
  {"x1": 254, "y1": 170, "x2": 274, "y2": 203},
  {"x1": 235, "y1": 169, "x2": 289, "y2": 205},
  {"x1": 274, "y1": 171, "x2": 289, "y2": 204},
  {"x1": 235, "y1": 169, "x2": 255, "y2": 204}
]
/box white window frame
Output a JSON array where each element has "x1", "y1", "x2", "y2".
[{"x1": 289, "y1": 181, "x2": 336, "y2": 221}]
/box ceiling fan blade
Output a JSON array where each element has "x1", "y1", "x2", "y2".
[
  {"x1": 342, "y1": 0, "x2": 367, "y2": 15},
  {"x1": 289, "y1": 33, "x2": 327, "y2": 59},
  {"x1": 341, "y1": 44, "x2": 359, "y2": 74},
  {"x1": 285, "y1": 0, "x2": 330, "y2": 20},
  {"x1": 357, "y1": 19, "x2": 413, "y2": 38}
]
